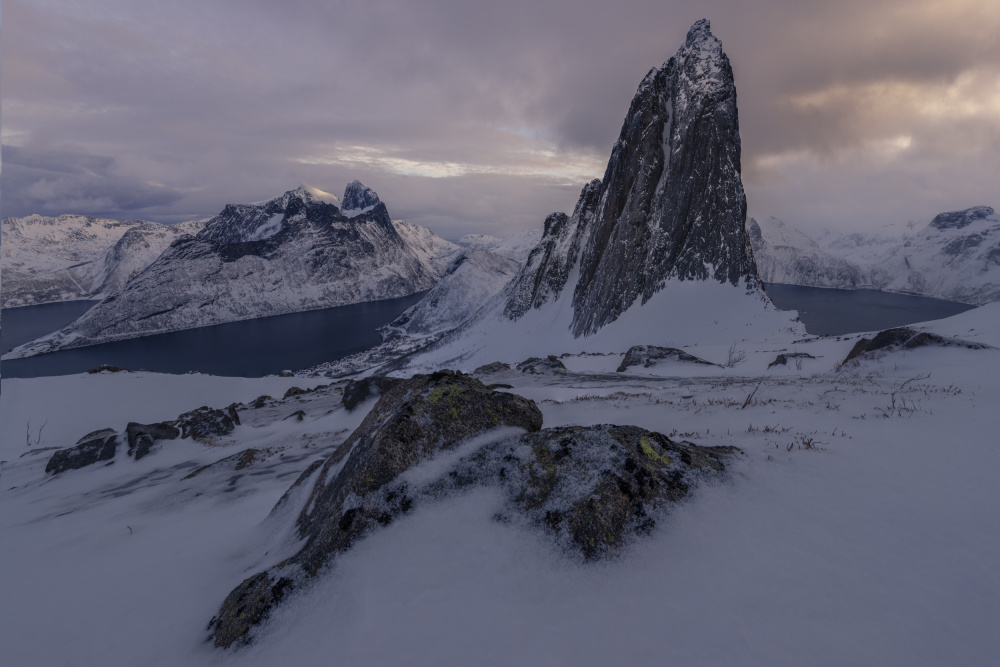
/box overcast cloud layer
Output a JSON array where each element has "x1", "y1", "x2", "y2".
[{"x1": 3, "y1": 0, "x2": 998, "y2": 238}]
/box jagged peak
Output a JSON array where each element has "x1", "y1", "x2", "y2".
[
  {"x1": 685, "y1": 18, "x2": 713, "y2": 43},
  {"x1": 342, "y1": 180, "x2": 381, "y2": 212}
]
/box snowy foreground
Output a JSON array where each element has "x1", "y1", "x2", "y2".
[{"x1": 2, "y1": 306, "x2": 998, "y2": 666}]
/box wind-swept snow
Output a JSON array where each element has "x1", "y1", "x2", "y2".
[{"x1": 2, "y1": 303, "x2": 997, "y2": 665}]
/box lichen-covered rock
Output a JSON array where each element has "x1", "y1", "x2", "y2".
[
  {"x1": 438, "y1": 424, "x2": 736, "y2": 559},
  {"x1": 176, "y1": 406, "x2": 236, "y2": 441},
  {"x1": 516, "y1": 356, "x2": 567, "y2": 374},
  {"x1": 842, "y1": 327, "x2": 991, "y2": 364},
  {"x1": 211, "y1": 573, "x2": 294, "y2": 650},
  {"x1": 341, "y1": 376, "x2": 404, "y2": 411},
  {"x1": 45, "y1": 429, "x2": 119, "y2": 474},
  {"x1": 767, "y1": 352, "x2": 815, "y2": 368},
  {"x1": 211, "y1": 371, "x2": 543, "y2": 647},
  {"x1": 126, "y1": 422, "x2": 180, "y2": 460},
  {"x1": 617, "y1": 345, "x2": 716, "y2": 372}
]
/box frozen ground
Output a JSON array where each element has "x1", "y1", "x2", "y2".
[{"x1": 1, "y1": 306, "x2": 998, "y2": 666}]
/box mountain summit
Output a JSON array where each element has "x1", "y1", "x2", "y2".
[
  {"x1": 504, "y1": 19, "x2": 759, "y2": 336},
  {"x1": 396, "y1": 20, "x2": 791, "y2": 371}
]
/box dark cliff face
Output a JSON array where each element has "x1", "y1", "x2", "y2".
[
  {"x1": 503, "y1": 180, "x2": 602, "y2": 320},
  {"x1": 501, "y1": 20, "x2": 759, "y2": 337},
  {"x1": 570, "y1": 19, "x2": 758, "y2": 336},
  {"x1": 342, "y1": 180, "x2": 382, "y2": 211}
]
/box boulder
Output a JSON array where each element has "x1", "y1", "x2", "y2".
[
  {"x1": 126, "y1": 422, "x2": 180, "y2": 461},
  {"x1": 176, "y1": 406, "x2": 237, "y2": 441},
  {"x1": 516, "y1": 356, "x2": 567, "y2": 374},
  {"x1": 439, "y1": 424, "x2": 737, "y2": 559},
  {"x1": 209, "y1": 371, "x2": 741, "y2": 648},
  {"x1": 767, "y1": 352, "x2": 815, "y2": 368},
  {"x1": 211, "y1": 370, "x2": 543, "y2": 647},
  {"x1": 842, "y1": 327, "x2": 991, "y2": 364},
  {"x1": 617, "y1": 345, "x2": 716, "y2": 372},
  {"x1": 45, "y1": 429, "x2": 119, "y2": 474}
]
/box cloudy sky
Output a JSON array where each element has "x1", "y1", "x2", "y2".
[{"x1": 3, "y1": 0, "x2": 998, "y2": 239}]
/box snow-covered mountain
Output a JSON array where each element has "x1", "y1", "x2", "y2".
[
  {"x1": 456, "y1": 229, "x2": 542, "y2": 263},
  {"x1": 1, "y1": 214, "x2": 204, "y2": 308},
  {"x1": 390, "y1": 20, "x2": 795, "y2": 371},
  {"x1": 751, "y1": 206, "x2": 1000, "y2": 305},
  {"x1": 748, "y1": 217, "x2": 867, "y2": 289},
  {"x1": 5, "y1": 183, "x2": 457, "y2": 358}
]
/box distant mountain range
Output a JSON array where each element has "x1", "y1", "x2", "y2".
[
  {"x1": 750, "y1": 206, "x2": 1000, "y2": 305},
  {"x1": 2, "y1": 214, "x2": 205, "y2": 308},
  {"x1": 4, "y1": 182, "x2": 462, "y2": 358}
]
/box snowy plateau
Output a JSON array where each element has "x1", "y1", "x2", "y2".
[
  {"x1": 749, "y1": 207, "x2": 1000, "y2": 305},
  {"x1": 2, "y1": 19, "x2": 998, "y2": 667}
]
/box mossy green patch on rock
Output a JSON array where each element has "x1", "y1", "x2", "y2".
[{"x1": 640, "y1": 436, "x2": 673, "y2": 467}]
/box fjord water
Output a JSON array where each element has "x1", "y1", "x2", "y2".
[
  {"x1": 1, "y1": 300, "x2": 101, "y2": 354},
  {"x1": 763, "y1": 284, "x2": 975, "y2": 336},
  {"x1": 0, "y1": 287, "x2": 979, "y2": 378},
  {"x1": 1, "y1": 292, "x2": 426, "y2": 379}
]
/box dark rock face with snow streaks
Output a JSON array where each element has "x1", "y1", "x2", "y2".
[{"x1": 504, "y1": 20, "x2": 759, "y2": 336}]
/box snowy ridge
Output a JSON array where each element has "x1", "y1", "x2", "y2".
[
  {"x1": 751, "y1": 207, "x2": 1000, "y2": 305},
  {"x1": 4, "y1": 183, "x2": 455, "y2": 359},
  {"x1": 392, "y1": 219, "x2": 462, "y2": 276},
  {"x1": 379, "y1": 248, "x2": 520, "y2": 340}
]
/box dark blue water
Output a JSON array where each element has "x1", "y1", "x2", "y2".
[
  {"x1": 1, "y1": 292, "x2": 426, "y2": 379},
  {"x1": 2, "y1": 287, "x2": 977, "y2": 378},
  {"x1": 763, "y1": 284, "x2": 975, "y2": 336}
]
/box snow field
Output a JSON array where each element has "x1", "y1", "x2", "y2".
[{"x1": 1, "y1": 305, "x2": 997, "y2": 665}]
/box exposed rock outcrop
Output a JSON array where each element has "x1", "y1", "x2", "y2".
[
  {"x1": 767, "y1": 352, "x2": 815, "y2": 368},
  {"x1": 841, "y1": 327, "x2": 992, "y2": 364},
  {"x1": 516, "y1": 356, "x2": 567, "y2": 374},
  {"x1": 211, "y1": 371, "x2": 543, "y2": 647},
  {"x1": 617, "y1": 345, "x2": 716, "y2": 372},
  {"x1": 209, "y1": 371, "x2": 739, "y2": 647},
  {"x1": 45, "y1": 429, "x2": 119, "y2": 474}
]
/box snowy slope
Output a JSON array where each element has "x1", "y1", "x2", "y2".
[
  {"x1": 378, "y1": 248, "x2": 520, "y2": 340},
  {"x1": 392, "y1": 219, "x2": 462, "y2": 276},
  {"x1": 751, "y1": 207, "x2": 1000, "y2": 305},
  {"x1": 4, "y1": 184, "x2": 448, "y2": 358},
  {"x1": 1, "y1": 214, "x2": 204, "y2": 307},
  {"x1": 457, "y1": 229, "x2": 542, "y2": 263},
  {"x1": 2, "y1": 305, "x2": 997, "y2": 665}
]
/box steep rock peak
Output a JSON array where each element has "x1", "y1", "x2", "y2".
[
  {"x1": 342, "y1": 180, "x2": 381, "y2": 211},
  {"x1": 565, "y1": 18, "x2": 756, "y2": 337},
  {"x1": 930, "y1": 206, "x2": 995, "y2": 230}
]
